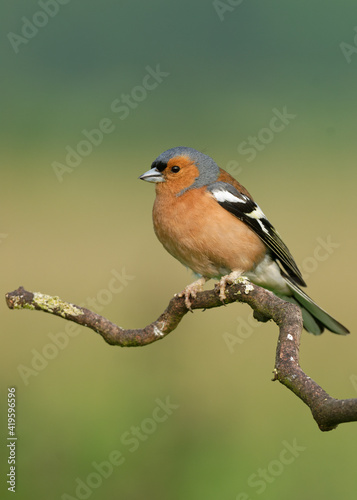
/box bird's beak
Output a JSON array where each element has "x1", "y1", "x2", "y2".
[{"x1": 139, "y1": 167, "x2": 165, "y2": 183}]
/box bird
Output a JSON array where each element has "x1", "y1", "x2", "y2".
[{"x1": 139, "y1": 146, "x2": 349, "y2": 335}]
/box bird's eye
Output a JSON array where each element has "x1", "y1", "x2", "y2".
[{"x1": 171, "y1": 166, "x2": 180, "y2": 173}]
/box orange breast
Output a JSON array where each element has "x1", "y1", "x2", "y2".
[{"x1": 153, "y1": 186, "x2": 266, "y2": 278}]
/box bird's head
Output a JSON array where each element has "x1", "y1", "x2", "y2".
[{"x1": 139, "y1": 146, "x2": 220, "y2": 196}]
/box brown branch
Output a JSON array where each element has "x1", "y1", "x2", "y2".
[{"x1": 5, "y1": 280, "x2": 356, "y2": 431}]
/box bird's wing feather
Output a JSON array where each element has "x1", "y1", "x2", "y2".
[{"x1": 208, "y1": 181, "x2": 306, "y2": 287}]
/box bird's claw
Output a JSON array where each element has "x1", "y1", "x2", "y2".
[
  {"x1": 218, "y1": 271, "x2": 244, "y2": 302},
  {"x1": 178, "y1": 277, "x2": 207, "y2": 310}
]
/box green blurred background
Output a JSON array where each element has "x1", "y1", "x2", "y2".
[{"x1": 1, "y1": 1, "x2": 357, "y2": 499}]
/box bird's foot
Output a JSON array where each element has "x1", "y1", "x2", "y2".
[
  {"x1": 178, "y1": 277, "x2": 208, "y2": 310},
  {"x1": 218, "y1": 271, "x2": 246, "y2": 301}
]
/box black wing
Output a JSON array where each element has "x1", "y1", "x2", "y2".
[{"x1": 207, "y1": 181, "x2": 306, "y2": 287}]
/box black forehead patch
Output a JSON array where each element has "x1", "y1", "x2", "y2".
[{"x1": 151, "y1": 160, "x2": 167, "y2": 172}]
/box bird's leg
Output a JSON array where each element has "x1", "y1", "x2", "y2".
[
  {"x1": 178, "y1": 276, "x2": 209, "y2": 310},
  {"x1": 218, "y1": 270, "x2": 245, "y2": 301}
]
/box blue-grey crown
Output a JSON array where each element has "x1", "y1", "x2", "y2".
[{"x1": 154, "y1": 146, "x2": 220, "y2": 195}]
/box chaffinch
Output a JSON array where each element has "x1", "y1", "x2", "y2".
[{"x1": 140, "y1": 146, "x2": 349, "y2": 335}]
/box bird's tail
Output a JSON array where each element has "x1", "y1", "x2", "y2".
[{"x1": 280, "y1": 278, "x2": 349, "y2": 335}]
